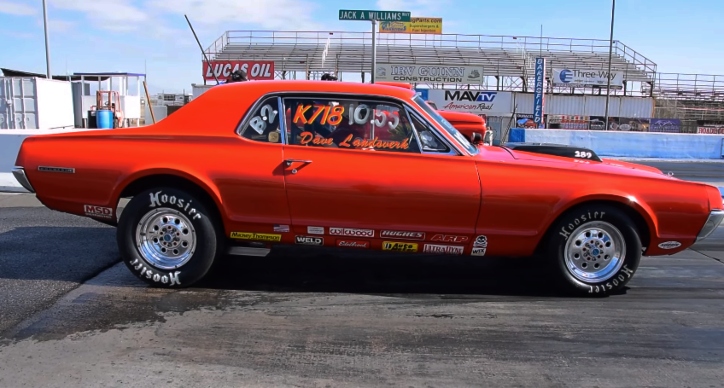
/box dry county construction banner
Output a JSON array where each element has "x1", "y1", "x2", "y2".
[
  {"x1": 379, "y1": 17, "x2": 443, "y2": 34},
  {"x1": 375, "y1": 64, "x2": 483, "y2": 84}
]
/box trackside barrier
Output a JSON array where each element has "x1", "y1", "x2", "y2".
[{"x1": 508, "y1": 128, "x2": 724, "y2": 159}]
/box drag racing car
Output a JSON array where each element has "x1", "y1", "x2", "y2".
[{"x1": 12, "y1": 80, "x2": 724, "y2": 295}]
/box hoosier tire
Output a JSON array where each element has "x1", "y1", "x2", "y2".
[
  {"x1": 117, "y1": 187, "x2": 223, "y2": 288},
  {"x1": 546, "y1": 204, "x2": 643, "y2": 296}
]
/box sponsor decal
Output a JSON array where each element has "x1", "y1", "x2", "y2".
[
  {"x1": 423, "y1": 244, "x2": 464, "y2": 255},
  {"x1": 307, "y1": 226, "x2": 325, "y2": 235},
  {"x1": 329, "y1": 227, "x2": 375, "y2": 238},
  {"x1": 473, "y1": 235, "x2": 488, "y2": 247},
  {"x1": 336, "y1": 240, "x2": 370, "y2": 248},
  {"x1": 149, "y1": 190, "x2": 202, "y2": 220},
  {"x1": 203, "y1": 60, "x2": 274, "y2": 81},
  {"x1": 382, "y1": 241, "x2": 418, "y2": 252},
  {"x1": 471, "y1": 247, "x2": 486, "y2": 256},
  {"x1": 129, "y1": 258, "x2": 181, "y2": 286},
  {"x1": 230, "y1": 232, "x2": 282, "y2": 242},
  {"x1": 84, "y1": 205, "x2": 113, "y2": 219},
  {"x1": 658, "y1": 241, "x2": 682, "y2": 250},
  {"x1": 431, "y1": 234, "x2": 469, "y2": 243},
  {"x1": 381, "y1": 230, "x2": 425, "y2": 240},
  {"x1": 273, "y1": 224, "x2": 290, "y2": 233},
  {"x1": 295, "y1": 235, "x2": 324, "y2": 246}
]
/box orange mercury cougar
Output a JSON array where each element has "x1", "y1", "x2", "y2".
[{"x1": 12, "y1": 80, "x2": 724, "y2": 295}]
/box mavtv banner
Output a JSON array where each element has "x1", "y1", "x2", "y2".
[{"x1": 417, "y1": 89, "x2": 513, "y2": 115}]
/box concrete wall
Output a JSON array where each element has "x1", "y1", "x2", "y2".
[{"x1": 508, "y1": 128, "x2": 724, "y2": 159}]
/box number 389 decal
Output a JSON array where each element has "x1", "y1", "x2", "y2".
[{"x1": 574, "y1": 150, "x2": 593, "y2": 159}]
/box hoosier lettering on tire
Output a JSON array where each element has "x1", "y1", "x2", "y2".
[
  {"x1": 116, "y1": 187, "x2": 223, "y2": 288},
  {"x1": 546, "y1": 204, "x2": 643, "y2": 295}
]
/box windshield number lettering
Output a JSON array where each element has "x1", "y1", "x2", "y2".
[
  {"x1": 575, "y1": 150, "x2": 592, "y2": 159},
  {"x1": 249, "y1": 104, "x2": 278, "y2": 135}
]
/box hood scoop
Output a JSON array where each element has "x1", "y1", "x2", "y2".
[{"x1": 504, "y1": 142, "x2": 603, "y2": 162}]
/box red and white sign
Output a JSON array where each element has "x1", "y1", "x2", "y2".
[
  {"x1": 84, "y1": 205, "x2": 113, "y2": 219},
  {"x1": 423, "y1": 244, "x2": 464, "y2": 255},
  {"x1": 380, "y1": 230, "x2": 425, "y2": 240},
  {"x1": 336, "y1": 240, "x2": 370, "y2": 249},
  {"x1": 203, "y1": 61, "x2": 275, "y2": 81},
  {"x1": 697, "y1": 126, "x2": 724, "y2": 134},
  {"x1": 329, "y1": 227, "x2": 374, "y2": 238}
]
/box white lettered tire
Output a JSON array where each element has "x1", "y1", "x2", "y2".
[
  {"x1": 546, "y1": 204, "x2": 642, "y2": 296},
  {"x1": 117, "y1": 187, "x2": 223, "y2": 288}
]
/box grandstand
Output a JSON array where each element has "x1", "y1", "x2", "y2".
[
  {"x1": 204, "y1": 30, "x2": 724, "y2": 132},
  {"x1": 205, "y1": 30, "x2": 655, "y2": 96}
]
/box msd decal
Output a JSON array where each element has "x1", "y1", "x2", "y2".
[
  {"x1": 380, "y1": 230, "x2": 425, "y2": 240},
  {"x1": 329, "y1": 227, "x2": 375, "y2": 238},
  {"x1": 84, "y1": 205, "x2": 113, "y2": 219},
  {"x1": 203, "y1": 60, "x2": 275, "y2": 81}
]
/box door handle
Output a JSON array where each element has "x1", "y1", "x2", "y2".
[{"x1": 284, "y1": 159, "x2": 313, "y2": 167}]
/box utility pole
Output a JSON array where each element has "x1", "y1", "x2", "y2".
[
  {"x1": 604, "y1": 0, "x2": 616, "y2": 131},
  {"x1": 42, "y1": 0, "x2": 51, "y2": 79}
]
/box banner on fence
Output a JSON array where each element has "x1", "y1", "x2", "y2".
[
  {"x1": 203, "y1": 60, "x2": 275, "y2": 81},
  {"x1": 551, "y1": 68, "x2": 623, "y2": 89},
  {"x1": 650, "y1": 119, "x2": 681, "y2": 133},
  {"x1": 379, "y1": 17, "x2": 442, "y2": 34},
  {"x1": 375, "y1": 64, "x2": 483, "y2": 84},
  {"x1": 533, "y1": 58, "x2": 546, "y2": 128},
  {"x1": 420, "y1": 89, "x2": 513, "y2": 115}
]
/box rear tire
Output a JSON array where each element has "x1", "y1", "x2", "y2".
[
  {"x1": 117, "y1": 187, "x2": 223, "y2": 288},
  {"x1": 546, "y1": 204, "x2": 642, "y2": 296}
]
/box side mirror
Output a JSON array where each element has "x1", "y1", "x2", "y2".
[{"x1": 471, "y1": 132, "x2": 483, "y2": 144}]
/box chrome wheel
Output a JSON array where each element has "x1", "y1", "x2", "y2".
[
  {"x1": 134, "y1": 207, "x2": 197, "y2": 270},
  {"x1": 563, "y1": 221, "x2": 626, "y2": 283}
]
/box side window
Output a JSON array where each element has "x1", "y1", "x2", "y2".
[
  {"x1": 282, "y1": 96, "x2": 420, "y2": 153},
  {"x1": 239, "y1": 97, "x2": 282, "y2": 143},
  {"x1": 407, "y1": 109, "x2": 451, "y2": 153}
]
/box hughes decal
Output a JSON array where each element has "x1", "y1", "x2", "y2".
[
  {"x1": 375, "y1": 64, "x2": 483, "y2": 84},
  {"x1": 422, "y1": 89, "x2": 513, "y2": 115},
  {"x1": 380, "y1": 230, "x2": 425, "y2": 240}
]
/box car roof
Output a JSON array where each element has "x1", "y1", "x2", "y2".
[{"x1": 211, "y1": 79, "x2": 418, "y2": 100}]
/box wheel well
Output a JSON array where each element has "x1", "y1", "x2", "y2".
[
  {"x1": 118, "y1": 174, "x2": 224, "y2": 226},
  {"x1": 534, "y1": 200, "x2": 652, "y2": 255}
]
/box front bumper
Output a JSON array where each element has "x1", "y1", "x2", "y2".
[
  {"x1": 11, "y1": 167, "x2": 35, "y2": 193},
  {"x1": 697, "y1": 209, "x2": 724, "y2": 242}
]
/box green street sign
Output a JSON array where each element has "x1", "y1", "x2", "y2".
[{"x1": 339, "y1": 9, "x2": 411, "y2": 22}]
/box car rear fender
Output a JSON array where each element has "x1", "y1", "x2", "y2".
[
  {"x1": 112, "y1": 167, "x2": 225, "y2": 220},
  {"x1": 541, "y1": 191, "x2": 659, "y2": 252}
]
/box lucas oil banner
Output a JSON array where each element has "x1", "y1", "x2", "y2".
[
  {"x1": 375, "y1": 64, "x2": 483, "y2": 84},
  {"x1": 203, "y1": 60, "x2": 275, "y2": 81},
  {"x1": 379, "y1": 17, "x2": 443, "y2": 34}
]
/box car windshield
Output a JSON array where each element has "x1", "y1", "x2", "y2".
[{"x1": 412, "y1": 94, "x2": 478, "y2": 155}]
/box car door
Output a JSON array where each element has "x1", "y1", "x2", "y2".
[
  {"x1": 221, "y1": 95, "x2": 292, "y2": 242},
  {"x1": 280, "y1": 93, "x2": 482, "y2": 251}
]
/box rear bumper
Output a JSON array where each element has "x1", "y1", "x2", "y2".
[{"x1": 11, "y1": 167, "x2": 35, "y2": 193}]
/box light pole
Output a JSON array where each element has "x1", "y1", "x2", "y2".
[
  {"x1": 604, "y1": 0, "x2": 615, "y2": 131},
  {"x1": 42, "y1": 0, "x2": 51, "y2": 79}
]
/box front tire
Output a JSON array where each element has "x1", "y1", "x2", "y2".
[
  {"x1": 117, "y1": 187, "x2": 223, "y2": 288},
  {"x1": 546, "y1": 205, "x2": 642, "y2": 296}
]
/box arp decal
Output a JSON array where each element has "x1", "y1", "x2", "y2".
[
  {"x1": 230, "y1": 232, "x2": 282, "y2": 242},
  {"x1": 431, "y1": 234, "x2": 469, "y2": 243},
  {"x1": 380, "y1": 230, "x2": 425, "y2": 240},
  {"x1": 336, "y1": 240, "x2": 370, "y2": 248},
  {"x1": 295, "y1": 236, "x2": 324, "y2": 246},
  {"x1": 84, "y1": 205, "x2": 113, "y2": 219},
  {"x1": 658, "y1": 241, "x2": 682, "y2": 249},
  {"x1": 423, "y1": 244, "x2": 464, "y2": 255},
  {"x1": 382, "y1": 241, "x2": 418, "y2": 252},
  {"x1": 329, "y1": 227, "x2": 375, "y2": 238},
  {"x1": 307, "y1": 226, "x2": 325, "y2": 235}
]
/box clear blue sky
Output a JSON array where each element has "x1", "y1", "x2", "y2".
[{"x1": 1, "y1": 0, "x2": 722, "y2": 94}]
